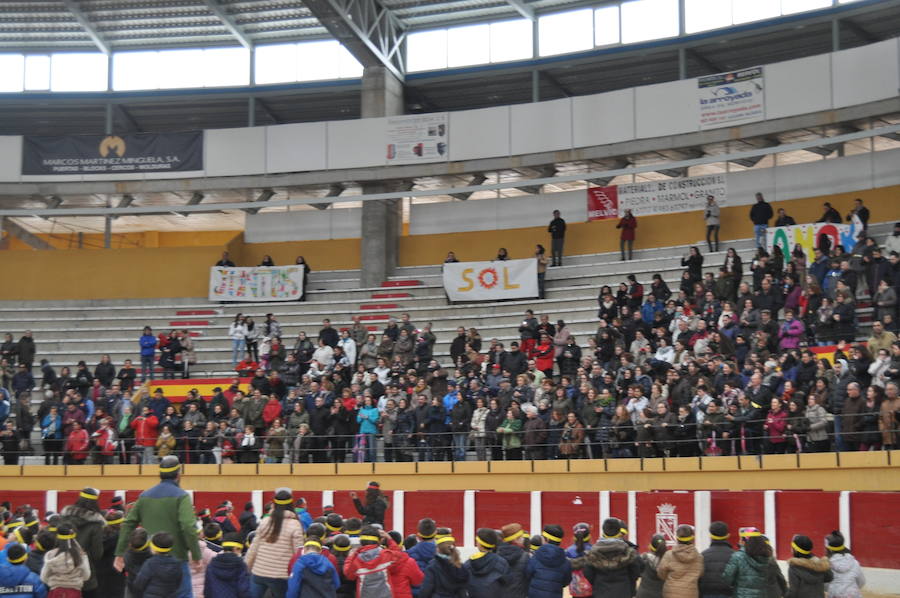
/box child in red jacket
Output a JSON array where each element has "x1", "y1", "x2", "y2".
[{"x1": 343, "y1": 527, "x2": 423, "y2": 598}]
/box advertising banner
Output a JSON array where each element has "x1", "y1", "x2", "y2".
[
  {"x1": 698, "y1": 67, "x2": 765, "y2": 130},
  {"x1": 22, "y1": 131, "x2": 203, "y2": 175},
  {"x1": 766, "y1": 222, "x2": 856, "y2": 266},
  {"x1": 386, "y1": 113, "x2": 448, "y2": 164},
  {"x1": 442, "y1": 258, "x2": 538, "y2": 302},
  {"x1": 587, "y1": 186, "x2": 619, "y2": 221},
  {"x1": 611, "y1": 173, "x2": 727, "y2": 218},
  {"x1": 208, "y1": 266, "x2": 305, "y2": 302}
]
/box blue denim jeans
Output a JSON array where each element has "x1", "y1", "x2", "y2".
[
  {"x1": 252, "y1": 575, "x2": 287, "y2": 598},
  {"x1": 754, "y1": 224, "x2": 767, "y2": 249},
  {"x1": 453, "y1": 433, "x2": 468, "y2": 461},
  {"x1": 232, "y1": 338, "x2": 246, "y2": 366},
  {"x1": 140, "y1": 354, "x2": 155, "y2": 381},
  {"x1": 177, "y1": 561, "x2": 193, "y2": 598}
]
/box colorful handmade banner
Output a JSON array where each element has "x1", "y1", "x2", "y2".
[
  {"x1": 766, "y1": 222, "x2": 857, "y2": 266},
  {"x1": 442, "y1": 258, "x2": 538, "y2": 301},
  {"x1": 209, "y1": 265, "x2": 304, "y2": 302}
]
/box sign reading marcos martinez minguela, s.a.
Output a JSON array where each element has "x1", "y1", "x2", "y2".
[{"x1": 22, "y1": 131, "x2": 203, "y2": 175}]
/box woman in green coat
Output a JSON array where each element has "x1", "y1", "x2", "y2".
[
  {"x1": 723, "y1": 536, "x2": 772, "y2": 598},
  {"x1": 496, "y1": 409, "x2": 523, "y2": 461}
]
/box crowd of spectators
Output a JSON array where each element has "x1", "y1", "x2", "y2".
[{"x1": 2, "y1": 223, "x2": 900, "y2": 465}]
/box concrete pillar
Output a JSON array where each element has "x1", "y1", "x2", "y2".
[{"x1": 360, "y1": 66, "x2": 404, "y2": 287}]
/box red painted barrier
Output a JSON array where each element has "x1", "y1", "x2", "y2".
[
  {"x1": 169, "y1": 320, "x2": 210, "y2": 327},
  {"x1": 358, "y1": 314, "x2": 390, "y2": 321},
  {"x1": 475, "y1": 491, "x2": 530, "y2": 533},
  {"x1": 381, "y1": 281, "x2": 422, "y2": 287},
  {"x1": 636, "y1": 492, "x2": 695, "y2": 545},
  {"x1": 360, "y1": 304, "x2": 399, "y2": 311},
  {"x1": 175, "y1": 310, "x2": 218, "y2": 316},
  {"x1": 851, "y1": 492, "x2": 900, "y2": 569},
  {"x1": 774, "y1": 491, "x2": 839, "y2": 560},
  {"x1": 543, "y1": 491, "x2": 600, "y2": 536},
  {"x1": 404, "y1": 491, "x2": 464, "y2": 537},
  {"x1": 710, "y1": 490, "x2": 765, "y2": 542},
  {"x1": 371, "y1": 293, "x2": 412, "y2": 299}
]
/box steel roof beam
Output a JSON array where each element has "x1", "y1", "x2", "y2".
[
  {"x1": 304, "y1": 0, "x2": 406, "y2": 80},
  {"x1": 61, "y1": 0, "x2": 110, "y2": 54},
  {"x1": 505, "y1": 0, "x2": 535, "y2": 21},
  {"x1": 203, "y1": 0, "x2": 253, "y2": 49}
]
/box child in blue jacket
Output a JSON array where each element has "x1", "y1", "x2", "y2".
[
  {"x1": 286, "y1": 539, "x2": 339, "y2": 598},
  {"x1": 205, "y1": 533, "x2": 252, "y2": 598},
  {"x1": 0, "y1": 544, "x2": 47, "y2": 598},
  {"x1": 525, "y1": 525, "x2": 572, "y2": 598}
]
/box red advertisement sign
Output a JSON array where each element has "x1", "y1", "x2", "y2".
[{"x1": 587, "y1": 186, "x2": 619, "y2": 221}]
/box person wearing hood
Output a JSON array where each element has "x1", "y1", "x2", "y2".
[
  {"x1": 786, "y1": 535, "x2": 832, "y2": 598},
  {"x1": 723, "y1": 535, "x2": 770, "y2": 598},
  {"x1": 699, "y1": 521, "x2": 734, "y2": 598},
  {"x1": 496, "y1": 523, "x2": 530, "y2": 598},
  {"x1": 0, "y1": 543, "x2": 46, "y2": 598},
  {"x1": 58, "y1": 488, "x2": 105, "y2": 595},
  {"x1": 205, "y1": 532, "x2": 252, "y2": 598},
  {"x1": 465, "y1": 529, "x2": 509, "y2": 598},
  {"x1": 636, "y1": 534, "x2": 667, "y2": 598},
  {"x1": 658, "y1": 525, "x2": 703, "y2": 598},
  {"x1": 417, "y1": 534, "x2": 469, "y2": 598},
  {"x1": 286, "y1": 538, "x2": 340, "y2": 598},
  {"x1": 573, "y1": 518, "x2": 640, "y2": 598},
  {"x1": 189, "y1": 522, "x2": 220, "y2": 598},
  {"x1": 823, "y1": 531, "x2": 864, "y2": 598},
  {"x1": 526, "y1": 525, "x2": 572, "y2": 598}
]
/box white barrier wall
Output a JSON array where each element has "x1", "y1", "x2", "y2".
[{"x1": 1, "y1": 38, "x2": 898, "y2": 183}]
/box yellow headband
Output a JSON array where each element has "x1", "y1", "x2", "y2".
[
  {"x1": 677, "y1": 535, "x2": 694, "y2": 543},
  {"x1": 13, "y1": 529, "x2": 25, "y2": 544},
  {"x1": 273, "y1": 497, "x2": 293, "y2": 505},
  {"x1": 542, "y1": 531, "x2": 562, "y2": 543},
  {"x1": 6, "y1": 521, "x2": 22, "y2": 530},
  {"x1": 80, "y1": 491, "x2": 99, "y2": 500},
  {"x1": 710, "y1": 533, "x2": 730, "y2": 541},
  {"x1": 24, "y1": 519, "x2": 38, "y2": 528},
  {"x1": 106, "y1": 518, "x2": 125, "y2": 526},
  {"x1": 332, "y1": 544, "x2": 351, "y2": 552},
  {"x1": 159, "y1": 464, "x2": 180, "y2": 473},
  {"x1": 150, "y1": 541, "x2": 172, "y2": 553},
  {"x1": 826, "y1": 544, "x2": 845, "y2": 552},
  {"x1": 57, "y1": 533, "x2": 76, "y2": 540},
  {"x1": 326, "y1": 523, "x2": 342, "y2": 532},
  {"x1": 305, "y1": 540, "x2": 322, "y2": 548},
  {"x1": 34, "y1": 540, "x2": 45, "y2": 552},
  {"x1": 222, "y1": 541, "x2": 243, "y2": 550},
  {"x1": 206, "y1": 531, "x2": 223, "y2": 541},
  {"x1": 136, "y1": 540, "x2": 151, "y2": 551},
  {"x1": 359, "y1": 535, "x2": 381, "y2": 542},
  {"x1": 741, "y1": 531, "x2": 762, "y2": 538},
  {"x1": 436, "y1": 536, "x2": 456, "y2": 545},
  {"x1": 7, "y1": 553, "x2": 27, "y2": 564},
  {"x1": 620, "y1": 528, "x2": 628, "y2": 536},
  {"x1": 476, "y1": 537, "x2": 496, "y2": 549},
  {"x1": 419, "y1": 532, "x2": 436, "y2": 539},
  {"x1": 791, "y1": 541, "x2": 812, "y2": 555},
  {"x1": 346, "y1": 529, "x2": 361, "y2": 535},
  {"x1": 503, "y1": 530, "x2": 524, "y2": 543}
]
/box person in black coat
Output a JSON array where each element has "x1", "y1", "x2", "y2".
[
  {"x1": 419, "y1": 536, "x2": 470, "y2": 598},
  {"x1": 699, "y1": 521, "x2": 735, "y2": 597},
  {"x1": 204, "y1": 532, "x2": 252, "y2": 598},
  {"x1": 681, "y1": 247, "x2": 704, "y2": 285},
  {"x1": 465, "y1": 529, "x2": 509, "y2": 598},
  {"x1": 351, "y1": 482, "x2": 389, "y2": 526},
  {"x1": 573, "y1": 519, "x2": 641, "y2": 598},
  {"x1": 133, "y1": 532, "x2": 184, "y2": 598},
  {"x1": 497, "y1": 524, "x2": 530, "y2": 598},
  {"x1": 525, "y1": 525, "x2": 572, "y2": 598},
  {"x1": 96, "y1": 512, "x2": 127, "y2": 596}
]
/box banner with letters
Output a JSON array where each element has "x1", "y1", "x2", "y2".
[
  {"x1": 443, "y1": 258, "x2": 538, "y2": 302},
  {"x1": 766, "y1": 222, "x2": 857, "y2": 266},
  {"x1": 698, "y1": 67, "x2": 765, "y2": 130},
  {"x1": 209, "y1": 266, "x2": 305, "y2": 302},
  {"x1": 22, "y1": 131, "x2": 203, "y2": 175},
  {"x1": 386, "y1": 113, "x2": 448, "y2": 165},
  {"x1": 587, "y1": 174, "x2": 727, "y2": 218}
]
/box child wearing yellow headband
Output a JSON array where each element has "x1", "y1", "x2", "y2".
[
  {"x1": 285, "y1": 535, "x2": 340, "y2": 598},
  {"x1": 525, "y1": 525, "x2": 572, "y2": 598},
  {"x1": 39, "y1": 523, "x2": 91, "y2": 597},
  {"x1": 0, "y1": 544, "x2": 46, "y2": 596},
  {"x1": 132, "y1": 532, "x2": 184, "y2": 598},
  {"x1": 657, "y1": 524, "x2": 703, "y2": 596},
  {"x1": 786, "y1": 534, "x2": 832, "y2": 595},
  {"x1": 464, "y1": 529, "x2": 508, "y2": 598},
  {"x1": 204, "y1": 532, "x2": 252, "y2": 598}
]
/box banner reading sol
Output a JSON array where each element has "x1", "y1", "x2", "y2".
[
  {"x1": 209, "y1": 266, "x2": 305, "y2": 302},
  {"x1": 443, "y1": 258, "x2": 538, "y2": 302}
]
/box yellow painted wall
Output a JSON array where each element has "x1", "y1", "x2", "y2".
[
  {"x1": 6, "y1": 230, "x2": 240, "y2": 251},
  {"x1": 2, "y1": 185, "x2": 899, "y2": 301},
  {"x1": 0, "y1": 451, "x2": 897, "y2": 492}
]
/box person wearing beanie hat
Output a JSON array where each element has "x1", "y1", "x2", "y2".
[
  {"x1": 636, "y1": 534, "x2": 667, "y2": 598},
  {"x1": 824, "y1": 531, "x2": 864, "y2": 597},
  {"x1": 59, "y1": 487, "x2": 105, "y2": 595},
  {"x1": 573, "y1": 518, "x2": 640, "y2": 598},
  {"x1": 566, "y1": 523, "x2": 593, "y2": 559},
  {"x1": 114, "y1": 455, "x2": 201, "y2": 598},
  {"x1": 204, "y1": 532, "x2": 252, "y2": 598},
  {"x1": 465, "y1": 529, "x2": 509, "y2": 598},
  {"x1": 658, "y1": 524, "x2": 703, "y2": 597},
  {"x1": 285, "y1": 532, "x2": 339, "y2": 598},
  {"x1": 0, "y1": 543, "x2": 46, "y2": 597},
  {"x1": 525, "y1": 525, "x2": 571, "y2": 598},
  {"x1": 245, "y1": 487, "x2": 305, "y2": 596},
  {"x1": 350, "y1": 483, "x2": 389, "y2": 527},
  {"x1": 699, "y1": 521, "x2": 734, "y2": 597},
  {"x1": 786, "y1": 535, "x2": 832, "y2": 597},
  {"x1": 496, "y1": 524, "x2": 528, "y2": 598}
]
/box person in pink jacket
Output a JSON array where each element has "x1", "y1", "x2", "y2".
[
  {"x1": 778, "y1": 309, "x2": 805, "y2": 351},
  {"x1": 189, "y1": 522, "x2": 221, "y2": 598}
]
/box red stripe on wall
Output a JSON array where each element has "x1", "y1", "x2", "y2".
[
  {"x1": 851, "y1": 492, "x2": 900, "y2": 568},
  {"x1": 774, "y1": 491, "x2": 839, "y2": 560},
  {"x1": 542, "y1": 492, "x2": 600, "y2": 543},
  {"x1": 404, "y1": 491, "x2": 465, "y2": 539},
  {"x1": 474, "y1": 491, "x2": 530, "y2": 534},
  {"x1": 710, "y1": 491, "x2": 765, "y2": 544}
]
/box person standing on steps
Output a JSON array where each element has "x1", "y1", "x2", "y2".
[
  {"x1": 547, "y1": 210, "x2": 567, "y2": 267},
  {"x1": 749, "y1": 192, "x2": 773, "y2": 249},
  {"x1": 704, "y1": 195, "x2": 721, "y2": 253},
  {"x1": 617, "y1": 209, "x2": 637, "y2": 261}
]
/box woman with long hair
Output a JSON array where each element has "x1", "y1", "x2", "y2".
[
  {"x1": 59, "y1": 488, "x2": 105, "y2": 597},
  {"x1": 245, "y1": 487, "x2": 305, "y2": 598},
  {"x1": 723, "y1": 536, "x2": 773, "y2": 597},
  {"x1": 350, "y1": 481, "x2": 390, "y2": 526},
  {"x1": 295, "y1": 256, "x2": 311, "y2": 302},
  {"x1": 636, "y1": 534, "x2": 667, "y2": 598},
  {"x1": 40, "y1": 522, "x2": 91, "y2": 597},
  {"x1": 229, "y1": 314, "x2": 247, "y2": 367},
  {"x1": 419, "y1": 535, "x2": 470, "y2": 598}
]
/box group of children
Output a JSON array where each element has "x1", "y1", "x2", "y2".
[{"x1": 0, "y1": 491, "x2": 868, "y2": 598}]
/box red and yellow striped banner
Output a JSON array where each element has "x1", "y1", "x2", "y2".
[{"x1": 137, "y1": 377, "x2": 251, "y2": 403}]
